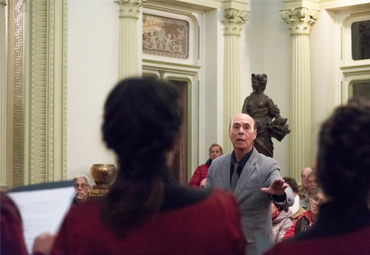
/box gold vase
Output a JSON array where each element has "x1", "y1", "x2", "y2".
[{"x1": 89, "y1": 164, "x2": 117, "y2": 199}]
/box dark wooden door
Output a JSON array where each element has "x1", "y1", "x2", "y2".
[{"x1": 168, "y1": 80, "x2": 188, "y2": 185}]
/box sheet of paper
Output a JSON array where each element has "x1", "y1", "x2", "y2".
[{"x1": 8, "y1": 185, "x2": 75, "y2": 254}]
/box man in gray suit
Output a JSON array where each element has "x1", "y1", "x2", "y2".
[{"x1": 206, "y1": 113, "x2": 294, "y2": 255}]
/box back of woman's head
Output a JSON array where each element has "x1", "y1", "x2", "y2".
[
  {"x1": 317, "y1": 97, "x2": 370, "y2": 207},
  {"x1": 102, "y1": 77, "x2": 181, "y2": 178},
  {"x1": 101, "y1": 77, "x2": 182, "y2": 236}
]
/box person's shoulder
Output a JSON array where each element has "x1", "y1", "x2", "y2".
[
  {"x1": 254, "y1": 150, "x2": 278, "y2": 167},
  {"x1": 211, "y1": 153, "x2": 231, "y2": 166},
  {"x1": 195, "y1": 163, "x2": 208, "y2": 170},
  {"x1": 69, "y1": 199, "x2": 101, "y2": 218},
  {"x1": 263, "y1": 239, "x2": 303, "y2": 255},
  {"x1": 206, "y1": 189, "x2": 240, "y2": 212}
]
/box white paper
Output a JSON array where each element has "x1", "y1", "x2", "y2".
[{"x1": 8, "y1": 186, "x2": 75, "y2": 254}]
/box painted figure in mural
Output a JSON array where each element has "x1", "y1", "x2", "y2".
[{"x1": 242, "y1": 73, "x2": 290, "y2": 158}]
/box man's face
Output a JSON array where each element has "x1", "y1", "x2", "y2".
[
  {"x1": 74, "y1": 177, "x2": 91, "y2": 203},
  {"x1": 307, "y1": 175, "x2": 318, "y2": 194},
  {"x1": 209, "y1": 146, "x2": 223, "y2": 160},
  {"x1": 301, "y1": 168, "x2": 313, "y2": 189},
  {"x1": 229, "y1": 114, "x2": 257, "y2": 152}
]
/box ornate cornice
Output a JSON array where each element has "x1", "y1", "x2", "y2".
[
  {"x1": 222, "y1": 8, "x2": 249, "y2": 36},
  {"x1": 115, "y1": 0, "x2": 147, "y2": 19},
  {"x1": 281, "y1": 7, "x2": 319, "y2": 35}
]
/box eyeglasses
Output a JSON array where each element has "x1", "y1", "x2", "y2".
[{"x1": 74, "y1": 183, "x2": 90, "y2": 189}]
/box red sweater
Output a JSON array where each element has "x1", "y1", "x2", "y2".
[
  {"x1": 189, "y1": 163, "x2": 209, "y2": 187},
  {"x1": 51, "y1": 189, "x2": 246, "y2": 255}
]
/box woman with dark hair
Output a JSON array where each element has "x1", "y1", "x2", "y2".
[
  {"x1": 49, "y1": 77, "x2": 245, "y2": 255},
  {"x1": 264, "y1": 98, "x2": 370, "y2": 255},
  {"x1": 241, "y1": 74, "x2": 290, "y2": 157}
]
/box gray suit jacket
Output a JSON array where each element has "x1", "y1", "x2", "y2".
[{"x1": 206, "y1": 148, "x2": 294, "y2": 252}]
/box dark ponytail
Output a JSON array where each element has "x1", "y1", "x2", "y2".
[{"x1": 101, "y1": 77, "x2": 182, "y2": 236}]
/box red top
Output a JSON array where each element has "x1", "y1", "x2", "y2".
[
  {"x1": 51, "y1": 189, "x2": 246, "y2": 255},
  {"x1": 189, "y1": 164, "x2": 209, "y2": 187},
  {"x1": 283, "y1": 210, "x2": 313, "y2": 240}
]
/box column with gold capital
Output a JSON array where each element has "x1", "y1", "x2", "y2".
[
  {"x1": 280, "y1": 7, "x2": 319, "y2": 182},
  {"x1": 222, "y1": 0, "x2": 249, "y2": 153},
  {"x1": 115, "y1": 0, "x2": 146, "y2": 80}
]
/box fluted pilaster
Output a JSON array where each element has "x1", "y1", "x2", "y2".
[
  {"x1": 281, "y1": 7, "x2": 319, "y2": 182},
  {"x1": 23, "y1": 0, "x2": 68, "y2": 185},
  {"x1": 222, "y1": 1, "x2": 249, "y2": 152},
  {"x1": 115, "y1": 0, "x2": 146, "y2": 80},
  {"x1": 0, "y1": 0, "x2": 7, "y2": 189}
]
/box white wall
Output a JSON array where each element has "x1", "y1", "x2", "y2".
[
  {"x1": 310, "y1": 9, "x2": 338, "y2": 162},
  {"x1": 67, "y1": 0, "x2": 119, "y2": 179},
  {"x1": 241, "y1": 0, "x2": 291, "y2": 176}
]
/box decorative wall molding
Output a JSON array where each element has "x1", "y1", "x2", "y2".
[
  {"x1": 281, "y1": 7, "x2": 319, "y2": 35},
  {"x1": 29, "y1": 0, "x2": 48, "y2": 183},
  {"x1": 6, "y1": 0, "x2": 25, "y2": 188},
  {"x1": 222, "y1": 8, "x2": 250, "y2": 36},
  {"x1": 24, "y1": 0, "x2": 68, "y2": 184},
  {"x1": 116, "y1": 0, "x2": 145, "y2": 19},
  {"x1": 0, "y1": 0, "x2": 7, "y2": 189},
  {"x1": 116, "y1": 0, "x2": 146, "y2": 80}
]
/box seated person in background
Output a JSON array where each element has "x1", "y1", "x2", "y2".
[
  {"x1": 271, "y1": 201, "x2": 293, "y2": 243},
  {"x1": 300, "y1": 171, "x2": 318, "y2": 210},
  {"x1": 73, "y1": 174, "x2": 92, "y2": 204},
  {"x1": 283, "y1": 177, "x2": 306, "y2": 220},
  {"x1": 307, "y1": 171, "x2": 318, "y2": 194},
  {"x1": 282, "y1": 189, "x2": 324, "y2": 240},
  {"x1": 265, "y1": 98, "x2": 370, "y2": 255},
  {"x1": 189, "y1": 143, "x2": 223, "y2": 188},
  {"x1": 49, "y1": 77, "x2": 246, "y2": 255},
  {"x1": 298, "y1": 167, "x2": 312, "y2": 200},
  {"x1": 0, "y1": 192, "x2": 54, "y2": 255}
]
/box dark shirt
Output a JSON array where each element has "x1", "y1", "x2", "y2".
[
  {"x1": 230, "y1": 148, "x2": 254, "y2": 185},
  {"x1": 229, "y1": 147, "x2": 286, "y2": 201}
]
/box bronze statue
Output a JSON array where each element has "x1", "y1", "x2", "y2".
[{"x1": 242, "y1": 74, "x2": 290, "y2": 157}]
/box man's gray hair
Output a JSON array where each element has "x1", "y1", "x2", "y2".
[{"x1": 73, "y1": 174, "x2": 94, "y2": 186}]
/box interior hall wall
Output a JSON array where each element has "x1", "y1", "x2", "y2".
[
  {"x1": 310, "y1": 9, "x2": 338, "y2": 164},
  {"x1": 240, "y1": 0, "x2": 291, "y2": 177},
  {"x1": 67, "y1": 0, "x2": 119, "y2": 180},
  {"x1": 200, "y1": 9, "x2": 224, "y2": 165}
]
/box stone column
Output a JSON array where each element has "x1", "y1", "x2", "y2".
[
  {"x1": 222, "y1": 1, "x2": 249, "y2": 153},
  {"x1": 281, "y1": 7, "x2": 319, "y2": 182},
  {"x1": 115, "y1": 0, "x2": 146, "y2": 80},
  {"x1": 0, "y1": 0, "x2": 7, "y2": 188}
]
